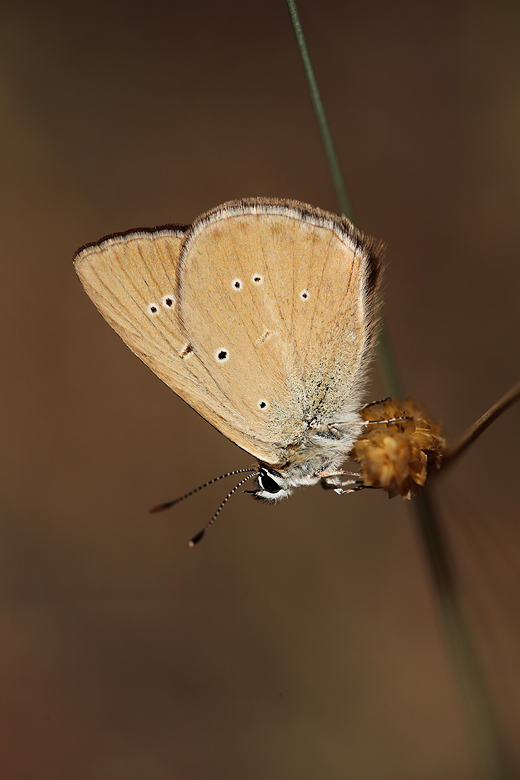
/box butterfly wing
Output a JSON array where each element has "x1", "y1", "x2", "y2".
[
  {"x1": 74, "y1": 200, "x2": 382, "y2": 468},
  {"x1": 178, "y1": 199, "x2": 383, "y2": 452},
  {"x1": 74, "y1": 228, "x2": 279, "y2": 462}
]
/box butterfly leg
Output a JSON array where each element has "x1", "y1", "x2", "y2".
[
  {"x1": 328, "y1": 414, "x2": 411, "y2": 432},
  {"x1": 361, "y1": 415, "x2": 411, "y2": 426},
  {"x1": 356, "y1": 399, "x2": 412, "y2": 425},
  {"x1": 357, "y1": 397, "x2": 391, "y2": 411},
  {"x1": 319, "y1": 473, "x2": 365, "y2": 495},
  {"x1": 317, "y1": 469, "x2": 359, "y2": 478}
]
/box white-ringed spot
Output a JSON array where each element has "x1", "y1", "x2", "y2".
[
  {"x1": 215, "y1": 348, "x2": 229, "y2": 363},
  {"x1": 147, "y1": 303, "x2": 159, "y2": 315},
  {"x1": 258, "y1": 400, "x2": 269, "y2": 410},
  {"x1": 232, "y1": 278, "x2": 242, "y2": 290},
  {"x1": 252, "y1": 274, "x2": 263, "y2": 285},
  {"x1": 300, "y1": 289, "x2": 309, "y2": 301},
  {"x1": 162, "y1": 294, "x2": 175, "y2": 308}
]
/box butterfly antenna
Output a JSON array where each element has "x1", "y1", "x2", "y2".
[
  {"x1": 188, "y1": 472, "x2": 259, "y2": 548},
  {"x1": 150, "y1": 468, "x2": 257, "y2": 513}
]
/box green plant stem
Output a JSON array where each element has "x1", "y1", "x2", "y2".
[
  {"x1": 376, "y1": 325, "x2": 405, "y2": 400},
  {"x1": 285, "y1": 1, "x2": 513, "y2": 777},
  {"x1": 415, "y1": 488, "x2": 514, "y2": 780},
  {"x1": 285, "y1": 0, "x2": 403, "y2": 399},
  {"x1": 285, "y1": 0, "x2": 353, "y2": 221}
]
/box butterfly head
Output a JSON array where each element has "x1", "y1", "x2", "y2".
[
  {"x1": 251, "y1": 464, "x2": 323, "y2": 502},
  {"x1": 251, "y1": 466, "x2": 290, "y2": 502}
]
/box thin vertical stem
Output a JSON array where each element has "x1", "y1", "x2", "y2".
[
  {"x1": 285, "y1": 1, "x2": 514, "y2": 777},
  {"x1": 415, "y1": 488, "x2": 514, "y2": 780},
  {"x1": 285, "y1": 0, "x2": 353, "y2": 221},
  {"x1": 285, "y1": 0, "x2": 403, "y2": 399}
]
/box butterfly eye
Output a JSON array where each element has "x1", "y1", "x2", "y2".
[{"x1": 258, "y1": 468, "x2": 282, "y2": 494}]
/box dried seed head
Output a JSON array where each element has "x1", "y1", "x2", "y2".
[{"x1": 352, "y1": 397, "x2": 445, "y2": 499}]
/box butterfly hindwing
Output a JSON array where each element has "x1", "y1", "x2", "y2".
[{"x1": 178, "y1": 199, "x2": 382, "y2": 447}]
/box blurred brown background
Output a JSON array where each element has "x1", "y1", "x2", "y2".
[{"x1": 1, "y1": 0, "x2": 519, "y2": 777}]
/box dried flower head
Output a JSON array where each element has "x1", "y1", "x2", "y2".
[{"x1": 351, "y1": 397, "x2": 445, "y2": 499}]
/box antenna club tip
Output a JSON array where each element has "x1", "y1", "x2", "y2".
[
  {"x1": 188, "y1": 530, "x2": 206, "y2": 547},
  {"x1": 150, "y1": 503, "x2": 168, "y2": 513}
]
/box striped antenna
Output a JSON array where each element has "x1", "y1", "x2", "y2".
[
  {"x1": 188, "y1": 472, "x2": 259, "y2": 548},
  {"x1": 150, "y1": 468, "x2": 257, "y2": 513}
]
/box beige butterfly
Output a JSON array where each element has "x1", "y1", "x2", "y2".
[{"x1": 74, "y1": 198, "x2": 383, "y2": 506}]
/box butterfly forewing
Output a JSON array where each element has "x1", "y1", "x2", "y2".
[
  {"x1": 74, "y1": 227, "x2": 287, "y2": 463},
  {"x1": 75, "y1": 233, "x2": 239, "y2": 422}
]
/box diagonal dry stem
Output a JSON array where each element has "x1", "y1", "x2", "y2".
[{"x1": 443, "y1": 379, "x2": 520, "y2": 468}]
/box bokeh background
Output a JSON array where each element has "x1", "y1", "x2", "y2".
[{"x1": 1, "y1": 1, "x2": 519, "y2": 778}]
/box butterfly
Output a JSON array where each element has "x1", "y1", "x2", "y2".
[{"x1": 74, "y1": 198, "x2": 383, "y2": 517}]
